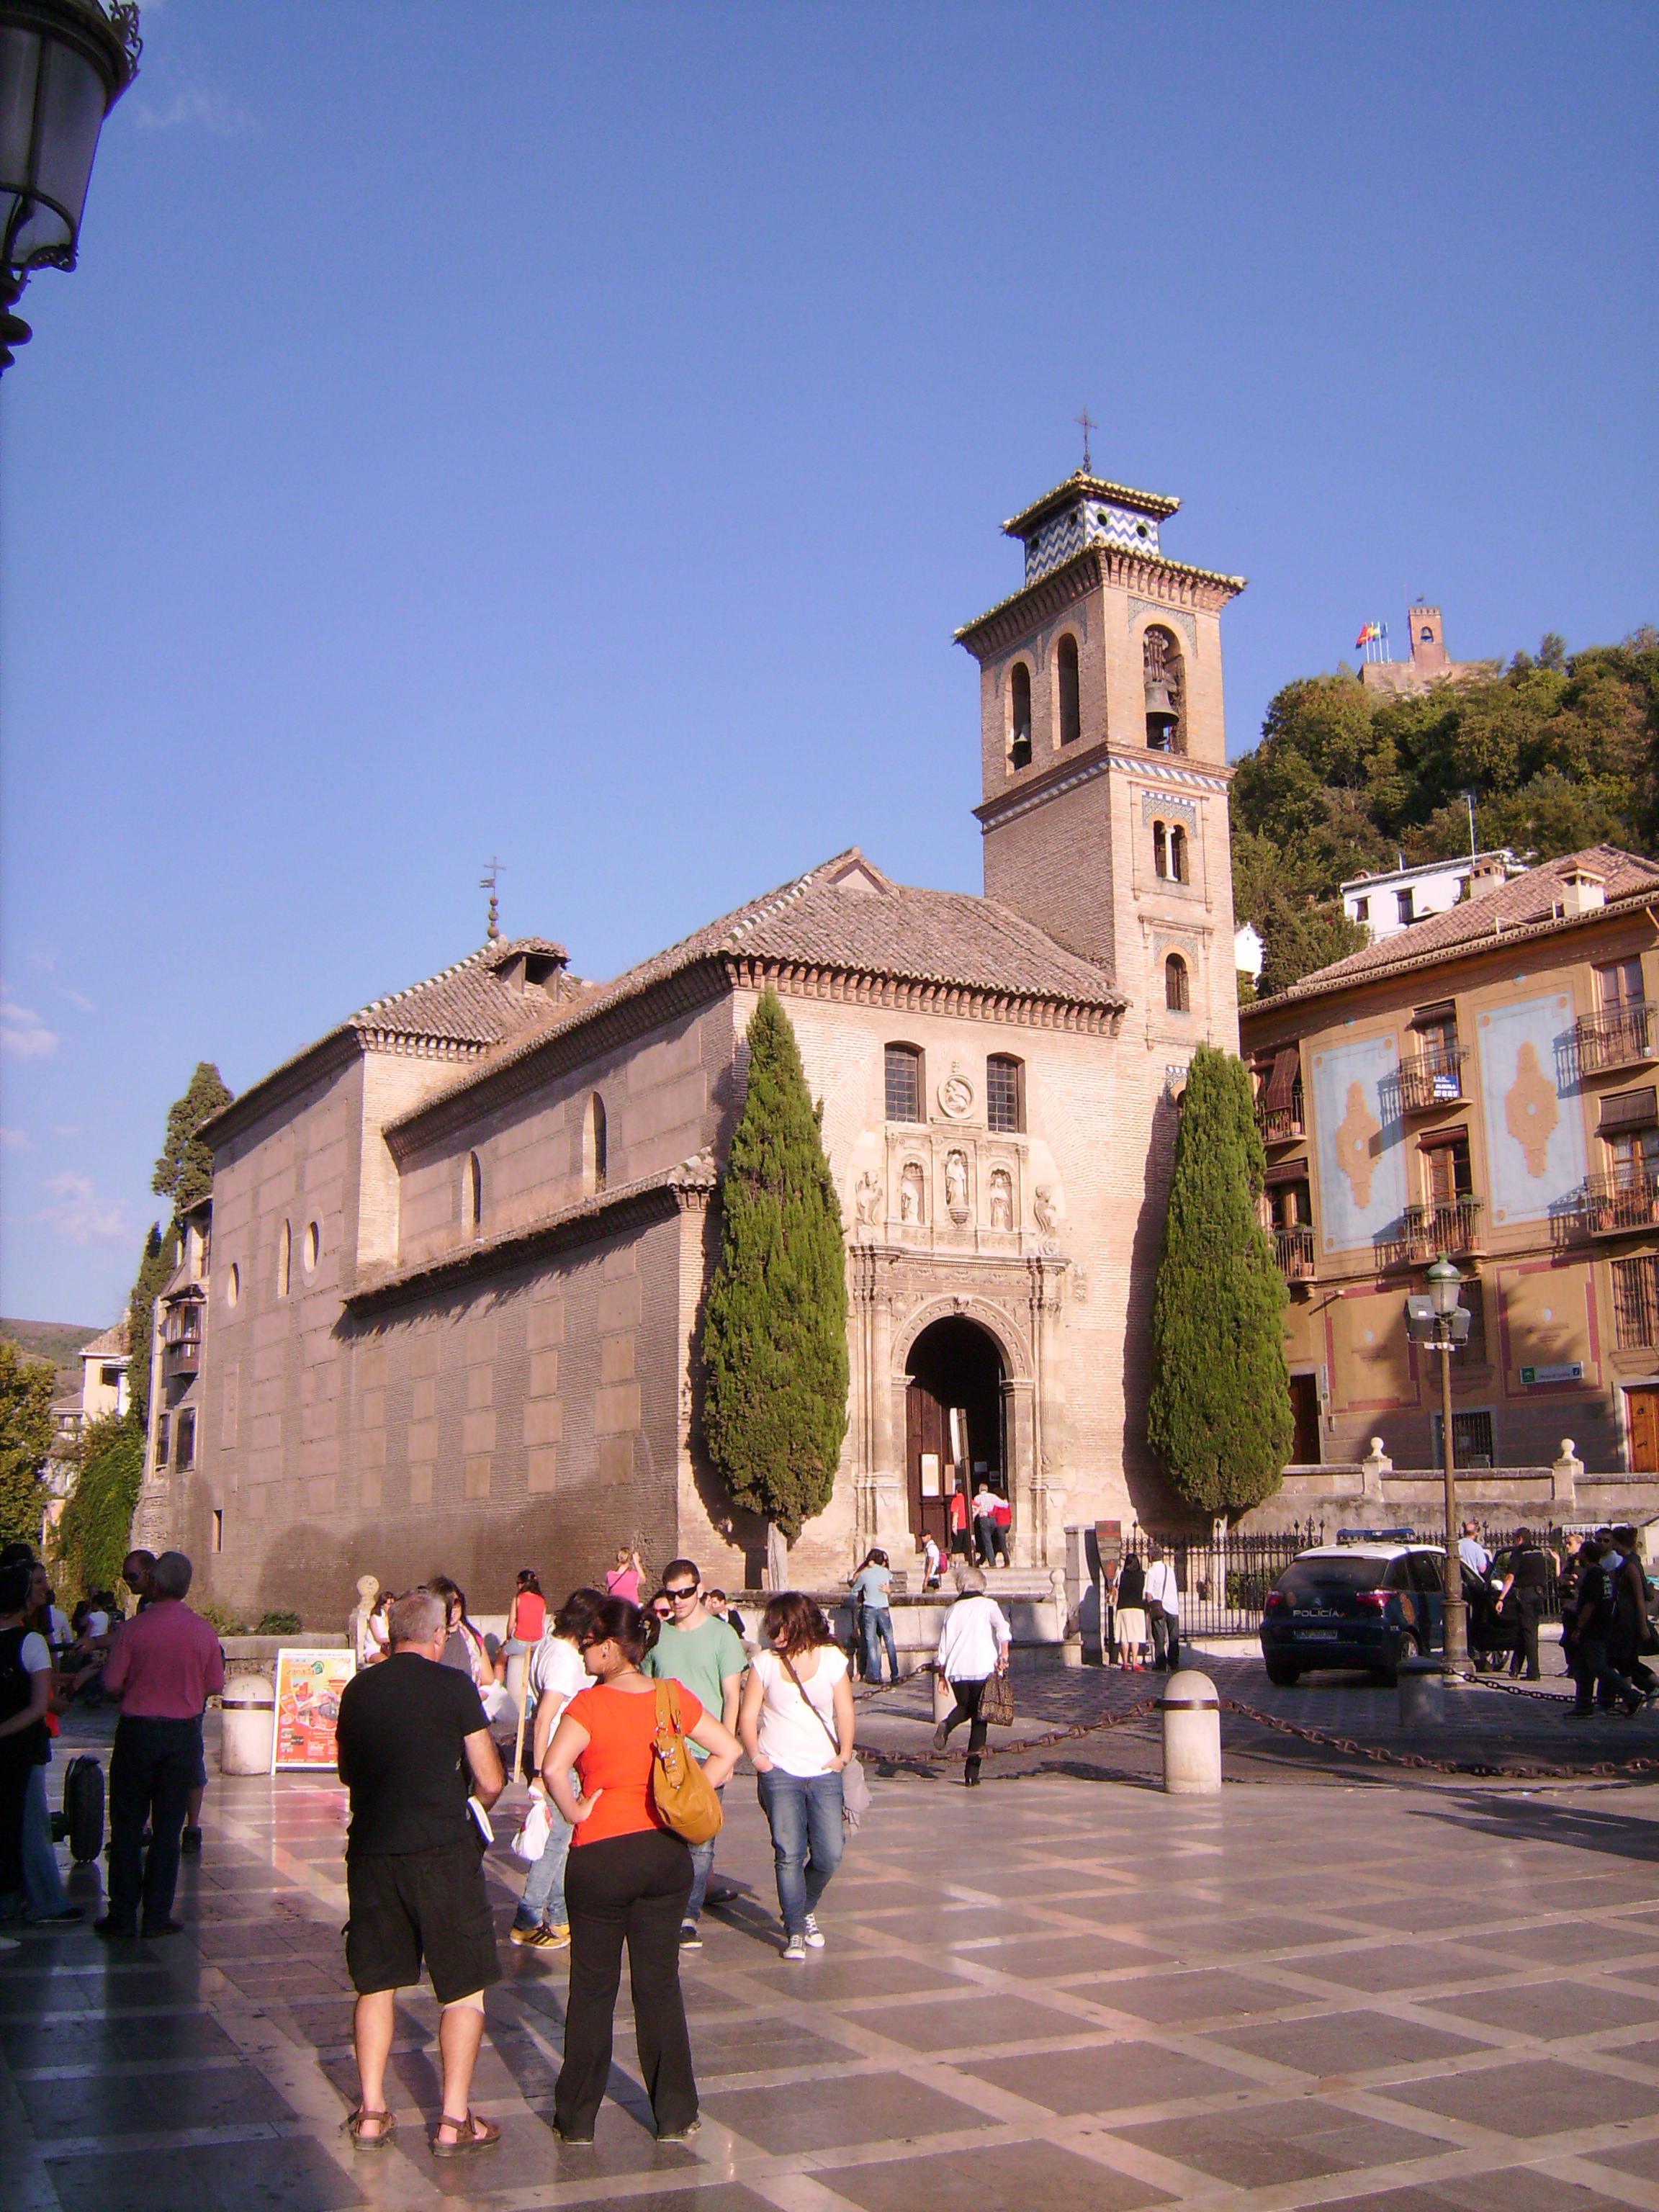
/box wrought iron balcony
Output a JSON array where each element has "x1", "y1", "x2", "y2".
[
  {"x1": 1379, "y1": 1197, "x2": 1483, "y2": 1266},
  {"x1": 1256, "y1": 1084, "x2": 1305, "y2": 1144},
  {"x1": 1394, "y1": 1047, "x2": 1467, "y2": 1114},
  {"x1": 1579, "y1": 1170, "x2": 1659, "y2": 1236},
  {"x1": 1573, "y1": 1002, "x2": 1657, "y2": 1078},
  {"x1": 1273, "y1": 1224, "x2": 1316, "y2": 1281}
]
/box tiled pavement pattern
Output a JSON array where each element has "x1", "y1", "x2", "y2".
[{"x1": 9, "y1": 1689, "x2": 1659, "y2": 2212}]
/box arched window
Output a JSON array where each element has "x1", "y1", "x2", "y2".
[
  {"x1": 1420, "y1": 625, "x2": 1434, "y2": 643},
  {"x1": 278, "y1": 1218, "x2": 291, "y2": 1298},
  {"x1": 1170, "y1": 824, "x2": 1189, "y2": 883},
  {"x1": 1057, "y1": 634, "x2": 1081, "y2": 747},
  {"x1": 303, "y1": 1220, "x2": 320, "y2": 1275},
  {"x1": 585, "y1": 1094, "x2": 608, "y2": 1193},
  {"x1": 226, "y1": 1262, "x2": 240, "y2": 1310},
  {"x1": 1010, "y1": 662, "x2": 1033, "y2": 770},
  {"x1": 986, "y1": 1053, "x2": 1024, "y2": 1133},
  {"x1": 1143, "y1": 625, "x2": 1184, "y2": 752},
  {"x1": 465, "y1": 1151, "x2": 482, "y2": 1232},
  {"x1": 884, "y1": 1043, "x2": 923, "y2": 1123},
  {"x1": 1165, "y1": 954, "x2": 1190, "y2": 1012},
  {"x1": 1153, "y1": 822, "x2": 1168, "y2": 878}
]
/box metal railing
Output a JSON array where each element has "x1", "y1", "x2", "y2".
[
  {"x1": 1378, "y1": 1197, "x2": 1483, "y2": 1264},
  {"x1": 1274, "y1": 1224, "x2": 1316, "y2": 1280},
  {"x1": 1573, "y1": 1002, "x2": 1657, "y2": 1077},
  {"x1": 1394, "y1": 1046, "x2": 1467, "y2": 1112},
  {"x1": 1578, "y1": 1169, "x2": 1659, "y2": 1236},
  {"x1": 1115, "y1": 1524, "x2": 1325, "y2": 1637},
  {"x1": 1256, "y1": 1083, "x2": 1305, "y2": 1143}
]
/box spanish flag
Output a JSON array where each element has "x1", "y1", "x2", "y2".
[{"x1": 1354, "y1": 621, "x2": 1379, "y2": 649}]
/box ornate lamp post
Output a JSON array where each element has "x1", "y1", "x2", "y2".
[
  {"x1": 1425, "y1": 1254, "x2": 1472, "y2": 1678},
  {"x1": 0, "y1": 0, "x2": 140, "y2": 372}
]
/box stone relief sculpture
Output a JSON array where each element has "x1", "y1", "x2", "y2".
[
  {"x1": 854, "y1": 1171, "x2": 883, "y2": 1226},
  {"x1": 945, "y1": 1151, "x2": 970, "y2": 1216},
  {"x1": 1334, "y1": 1080, "x2": 1382, "y2": 1209},
  {"x1": 989, "y1": 1168, "x2": 1013, "y2": 1230},
  {"x1": 899, "y1": 1162, "x2": 925, "y2": 1223},
  {"x1": 1504, "y1": 1040, "x2": 1559, "y2": 1177},
  {"x1": 1033, "y1": 1184, "x2": 1059, "y2": 1234},
  {"x1": 938, "y1": 1068, "x2": 974, "y2": 1119}
]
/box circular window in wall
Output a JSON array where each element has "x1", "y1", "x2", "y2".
[
  {"x1": 1136, "y1": 522, "x2": 1149, "y2": 539},
  {"x1": 226, "y1": 1262, "x2": 240, "y2": 1309},
  {"x1": 303, "y1": 1221, "x2": 320, "y2": 1275}
]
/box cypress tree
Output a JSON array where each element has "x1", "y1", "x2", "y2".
[
  {"x1": 1147, "y1": 1043, "x2": 1293, "y2": 1516},
  {"x1": 125, "y1": 1220, "x2": 177, "y2": 1431},
  {"x1": 152, "y1": 1061, "x2": 233, "y2": 1219},
  {"x1": 700, "y1": 989, "x2": 849, "y2": 1568}
]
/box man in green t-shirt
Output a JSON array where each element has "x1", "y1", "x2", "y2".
[{"x1": 644, "y1": 1558, "x2": 747, "y2": 1947}]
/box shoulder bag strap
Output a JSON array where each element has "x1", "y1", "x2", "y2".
[{"x1": 778, "y1": 1650, "x2": 842, "y2": 1756}]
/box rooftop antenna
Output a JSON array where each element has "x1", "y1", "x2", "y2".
[
  {"x1": 1461, "y1": 790, "x2": 1478, "y2": 860},
  {"x1": 480, "y1": 857, "x2": 505, "y2": 943},
  {"x1": 1074, "y1": 407, "x2": 1095, "y2": 475}
]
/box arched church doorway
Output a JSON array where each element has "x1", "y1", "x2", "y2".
[{"x1": 905, "y1": 1318, "x2": 1007, "y2": 1554}]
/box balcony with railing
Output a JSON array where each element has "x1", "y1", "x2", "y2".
[
  {"x1": 1393, "y1": 1047, "x2": 1467, "y2": 1115},
  {"x1": 1578, "y1": 1170, "x2": 1659, "y2": 1237},
  {"x1": 1274, "y1": 1224, "x2": 1316, "y2": 1282},
  {"x1": 1256, "y1": 1082, "x2": 1305, "y2": 1145},
  {"x1": 1378, "y1": 1197, "x2": 1484, "y2": 1267},
  {"x1": 162, "y1": 1320, "x2": 202, "y2": 1376},
  {"x1": 1573, "y1": 1002, "x2": 1657, "y2": 1079}
]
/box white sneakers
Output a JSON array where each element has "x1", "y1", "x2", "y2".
[
  {"x1": 802, "y1": 1915, "x2": 825, "y2": 1948},
  {"x1": 783, "y1": 1934, "x2": 806, "y2": 1961}
]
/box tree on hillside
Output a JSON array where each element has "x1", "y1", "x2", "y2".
[
  {"x1": 50, "y1": 1413, "x2": 144, "y2": 1602},
  {"x1": 1147, "y1": 1046, "x2": 1293, "y2": 1517},
  {"x1": 152, "y1": 1061, "x2": 233, "y2": 1219},
  {"x1": 0, "y1": 1337, "x2": 56, "y2": 1550},
  {"x1": 1233, "y1": 629, "x2": 1659, "y2": 992},
  {"x1": 700, "y1": 989, "x2": 849, "y2": 1585},
  {"x1": 125, "y1": 1220, "x2": 178, "y2": 1431}
]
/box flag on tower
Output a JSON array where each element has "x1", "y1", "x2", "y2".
[{"x1": 1354, "y1": 621, "x2": 1380, "y2": 649}]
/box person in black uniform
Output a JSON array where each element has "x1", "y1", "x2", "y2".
[
  {"x1": 1567, "y1": 1537, "x2": 1645, "y2": 1718},
  {"x1": 1497, "y1": 1530, "x2": 1552, "y2": 1681}
]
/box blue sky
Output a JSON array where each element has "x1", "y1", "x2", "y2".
[{"x1": 2, "y1": 1, "x2": 1655, "y2": 1328}]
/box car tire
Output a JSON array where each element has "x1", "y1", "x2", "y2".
[
  {"x1": 1264, "y1": 1661, "x2": 1300, "y2": 1687},
  {"x1": 1374, "y1": 1632, "x2": 1423, "y2": 1690}
]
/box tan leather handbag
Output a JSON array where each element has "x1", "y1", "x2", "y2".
[{"x1": 650, "y1": 1681, "x2": 724, "y2": 1845}]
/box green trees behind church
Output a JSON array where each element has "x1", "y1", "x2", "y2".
[
  {"x1": 701, "y1": 990, "x2": 849, "y2": 1560},
  {"x1": 1236, "y1": 631, "x2": 1659, "y2": 995},
  {"x1": 1148, "y1": 1046, "x2": 1292, "y2": 1516}
]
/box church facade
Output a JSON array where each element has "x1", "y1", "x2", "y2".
[{"x1": 154, "y1": 474, "x2": 1246, "y2": 1623}]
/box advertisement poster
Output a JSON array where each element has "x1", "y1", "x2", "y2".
[{"x1": 271, "y1": 1647, "x2": 356, "y2": 1772}]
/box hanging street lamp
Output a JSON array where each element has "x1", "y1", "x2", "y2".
[{"x1": 0, "y1": 0, "x2": 140, "y2": 372}]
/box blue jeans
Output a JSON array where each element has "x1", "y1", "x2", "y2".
[
  {"x1": 22, "y1": 1763, "x2": 69, "y2": 1917},
  {"x1": 757, "y1": 1767, "x2": 844, "y2": 1937},
  {"x1": 684, "y1": 1784, "x2": 723, "y2": 1923},
  {"x1": 860, "y1": 1606, "x2": 898, "y2": 1683},
  {"x1": 514, "y1": 1794, "x2": 574, "y2": 1928}
]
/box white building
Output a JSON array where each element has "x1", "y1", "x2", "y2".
[{"x1": 1341, "y1": 850, "x2": 1526, "y2": 943}]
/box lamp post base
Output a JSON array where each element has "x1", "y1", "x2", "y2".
[{"x1": 1442, "y1": 1593, "x2": 1474, "y2": 1681}]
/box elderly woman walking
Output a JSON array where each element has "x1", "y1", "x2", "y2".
[
  {"x1": 932, "y1": 1566, "x2": 1012, "y2": 1787},
  {"x1": 739, "y1": 1594, "x2": 855, "y2": 1959}
]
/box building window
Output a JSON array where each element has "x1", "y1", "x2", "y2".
[
  {"x1": 1354, "y1": 896, "x2": 1369, "y2": 922},
  {"x1": 1010, "y1": 662, "x2": 1032, "y2": 769},
  {"x1": 1165, "y1": 954, "x2": 1190, "y2": 1012},
  {"x1": 176, "y1": 1409, "x2": 196, "y2": 1471},
  {"x1": 1420, "y1": 1130, "x2": 1473, "y2": 1208},
  {"x1": 1143, "y1": 626, "x2": 1184, "y2": 751},
  {"x1": 226, "y1": 1262, "x2": 239, "y2": 1310},
  {"x1": 1057, "y1": 633, "x2": 1081, "y2": 747},
  {"x1": 465, "y1": 1151, "x2": 482, "y2": 1232},
  {"x1": 1431, "y1": 1407, "x2": 1495, "y2": 1469},
  {"x1": 303, "y1": 1220, "x2": 320, "y2": 1275},
  {"x1": 884, "y1": 1043, "x2": 923, "y2": 1123},
  {"x1": 156, "y1": 1413, "x2": 169, "y2": 1468},
  {"x1": 986, "y1": 1054, "x2": 1024, "y2": 1133},
  {"x1": 278, "y1": 1219, "x2": 291, "y2": 1298},
  {"x1": 1397, "y1": 889, "x2": 1414, "y2": 925},
  {"x1": 1153, "y1": 822, "x2": 1168, "y2": 878},
  {"x1": 212, "y1": 1508, "x2": 223, "y2": 1553},
  {"x1": 1170, "y1": 824, "x2": 1190, "y2": 884},
  {"x1": 1607, "y1": 1125, "x2": 1659, "y2": 1185},
  {"x1": 1614, "y1": 1256, "x2": 1659, "y2": 1348},
  {"x1": 585, "y1": 1094, "x2": 608, "y2": 1192},
  {"x1": 1420, "y1": 625, "x2": 1434, "y2": 643},
  {"x1": 1597, "y1": 956, "x2": 1645, "y2": 1011},
  {"x1": 100, "y1": 1364, "x2": 122, "y2": 1390}
]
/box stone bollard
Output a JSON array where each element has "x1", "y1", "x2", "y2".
[
  {"x1": 220, "y1": 1676, "x2": 276, "y2": 1775},
  {"x1": 1161, "y1": 1668, "x2": 1221, "y2": 1794},
  {"x1": 1397, "y1": 1655, "x2": 1445, "y2": 1728}
]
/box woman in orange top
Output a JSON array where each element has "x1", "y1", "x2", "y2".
[{"x1": 542, "y1": 1596, "x2": 739, "y2": 2144}]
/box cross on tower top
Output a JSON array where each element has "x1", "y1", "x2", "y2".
[
  {"x1": 1074, "y1": 408, "x2": 1096, "y2": 475},
  {"x1": 480, "y1": 857, "x2": 505, "y2": 942}
]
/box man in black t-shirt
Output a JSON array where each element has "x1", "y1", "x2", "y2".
[
  {"x1": 1498, "y1": 1531, "x2": 1552, "y2": 1681},
  {"x1": 335, "y1": 1589, "x2": 505, "y2": 2154}
]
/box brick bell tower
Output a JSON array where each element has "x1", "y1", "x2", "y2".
[{"x1": 955, "y1": 469, "x2": 1246, "y2": 1059}]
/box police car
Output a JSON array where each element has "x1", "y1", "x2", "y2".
[{"x1": 1257, "y1": 1530, "x2": 1491, "y2": 1686}]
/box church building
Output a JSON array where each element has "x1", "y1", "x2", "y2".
[{"x1": 155, "y1": 472, "x2": 1246, "y2": 1622}]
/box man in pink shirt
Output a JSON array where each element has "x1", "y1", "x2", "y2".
[{"x1": 97, "y1": 1550, "x2": 224, "y2": 1938}]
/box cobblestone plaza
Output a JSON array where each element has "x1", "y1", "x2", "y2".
[{"x1": 9, "y1": 1668, "x2": 1659, "y2": 2212}]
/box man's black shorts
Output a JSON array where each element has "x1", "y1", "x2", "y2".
[{"x1": 345, "y1": 1837, "x2": 500, "y2": 2005}]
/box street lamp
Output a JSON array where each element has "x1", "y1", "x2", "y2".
[
  {"x1": 0, "y1": 0, "x2": 141, "y2": 372},
  {"x1": 1424, "y1": 1253, "x2": 1472, "y2": 1678}
]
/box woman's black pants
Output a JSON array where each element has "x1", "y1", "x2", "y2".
[
  {"x1": 555, "y1": 1827, "x2": 696, "y2": 2137},
  {"x1": 940, "y1": 1676, "x2": 989, "y2": 1781}
]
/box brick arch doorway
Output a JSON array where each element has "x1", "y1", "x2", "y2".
[{"x1": 905, "y1": 1318, "x2": 1007, "y2": 1556}]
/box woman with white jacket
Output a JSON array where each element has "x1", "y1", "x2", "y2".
[{"x1": 931, "y1": 1565, "x2": 1012, "y2": 1786}]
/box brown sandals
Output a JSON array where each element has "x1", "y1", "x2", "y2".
[
  {"x1": 344, "y1": 2107, "x2": 395, "y2": 2149},
  {"x1": 431, "y1": 2110, "x2": 501, "y2": 2157}
]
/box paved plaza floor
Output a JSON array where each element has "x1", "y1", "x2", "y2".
[{"x1": 9, "y1": 1674, "x2": 1659, "y2": 2212}]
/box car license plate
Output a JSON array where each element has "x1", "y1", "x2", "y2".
[{"x1": 1294, "y1": 1629, "x2": 1339, "y2": 1641}]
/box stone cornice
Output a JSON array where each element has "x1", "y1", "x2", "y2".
[
  {"x1": 956, "y1": 545, "x2": 1246, "y2": 661},
  {"x1": 974, "y1": 742, "x2": 1231, "y2": 835},
  {"x1": 721, "y1": 956, "x2": 1125, "y2": 1030},
  {"x1": 202, "y1": 1028, "x2": 363, "y2": 1152}
]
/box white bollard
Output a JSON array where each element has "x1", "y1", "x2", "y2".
[
  {"x1": 220, "y1": 1678, "x2": 276, "y2": 1774},
  {"x1": 1161, "y1": 1668, "x2": 1222, "y2": 1794}
]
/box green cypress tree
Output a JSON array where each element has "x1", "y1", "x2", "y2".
[
  {"x1": 700, "y1": 989, "x2": 849, "y2": 1567},
  {"x1": 152, "y1": 1061, "x2": 233, "y2": 1219},
  {"x1": 125, "y1": 1220, "x2": 177, "y2": 1431},
  {"x1": 1147, "y1": 1043, "x2": 1293, "y2": 1516}
]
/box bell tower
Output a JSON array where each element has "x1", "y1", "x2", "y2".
[{"x1": 956, "y1": 469, "x2": 1246, "y2": 1054}]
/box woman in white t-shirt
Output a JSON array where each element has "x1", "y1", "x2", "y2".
[
  {"x1": 739, "y1": 1593, "x2": 854, "y2": 1961},
  {"x1": 511, "y1": 1588, "x2": 605, "y2": 1948},
  {"x1": 932, "y1": 1565, "x2": 1012, "y2": 1787}
]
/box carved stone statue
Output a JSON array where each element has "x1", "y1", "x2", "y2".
[
  {"x1": 945, "y1": 1151, "x2": 969, "y2": 1214},
  {"x1": 989, "y1": 1168, "x2": 1013, "y2": 1231},
  {"x1": 855, "y1": 1171, "x2": 883, "y2": 1226},
  {"x1": 900, "y1": 1162, "x2": 925, "y2": 1223},
  {"x1": 938, "y1": 1069, "x2": 974, "y2": 1119},
  {"x1": 1033, "y1": 1184, "x2": 1059, "y2": 1234}
]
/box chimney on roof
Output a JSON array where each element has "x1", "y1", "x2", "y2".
[
  {"x1": 1467, "y1": 855, "x2": 1508, "y2": 902},
  {"x1": 1560, "y1": 865, "x2": 1606, "y2": 920}
]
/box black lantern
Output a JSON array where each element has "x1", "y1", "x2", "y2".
[{"x1": 1, "y1": 0, "x2": 140, "y2": 370}]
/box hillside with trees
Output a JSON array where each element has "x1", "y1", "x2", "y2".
[{"x1": 1233, "y1": 629, "x2": 1659, "y2": 997}]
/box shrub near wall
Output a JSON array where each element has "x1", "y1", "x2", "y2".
[{"x1": 52, "y1": 1415, "x2": 144, "y2": 1601}]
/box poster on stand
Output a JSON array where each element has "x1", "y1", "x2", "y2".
[{"x1": 271, "y1": 1647, "x2": 356, "y2": 1771}]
